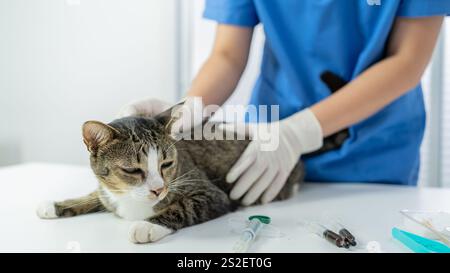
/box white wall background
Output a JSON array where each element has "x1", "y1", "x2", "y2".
[
  {"x1": 0, "y1": 0, "x2": 179, "y2": 166},
  {"x1": 419, "y1": 21, "x2": 450, "y2": 188},
  {"x1": 442, "y1": 22, "x2": 450, "y2": 187}
]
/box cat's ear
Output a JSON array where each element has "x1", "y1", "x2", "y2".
[
  {"x1": 155, "y1": 98, "x2": 209, "y2": 136},
  {"x1": 82, "y1": 121, "x2": 119, "y2": 153},
  {"x1": 320, "y1": 71, "x2": 348, "y2": 93},
  {"x1": 154, "y1": 101, "x2": 185, "y2": 131}
]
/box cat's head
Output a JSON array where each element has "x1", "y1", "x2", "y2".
[{"x1": 82, "y1": 108, "x2": 179, "y2": 206}]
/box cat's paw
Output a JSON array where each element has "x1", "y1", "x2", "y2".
[
  {"x1": 128, "y1": 221, "x2": 173, "y2": 244},
  {"x1": 36, "y1": 201, "x2": 58, "y2": 219}
]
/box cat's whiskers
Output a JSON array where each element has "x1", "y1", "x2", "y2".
[
  {"x1": 166, "y1": 169, "x2": 196, "y2": 184},
  {"x1": 170, "y1": 177, "x2": 209, "y2": 185},
  {"x1": 162, "y1": 138, "x2": 183, "y2": 155},
  {"x1": 168, "y1": 178, "x2": 210, "y2": 194},
  {"x1": 169, "y1": 179, "x2": 209, "y2": 187}
]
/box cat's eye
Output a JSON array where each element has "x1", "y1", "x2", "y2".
[
  {"x1": 120, "y1": 167, "x2": 144, "y2": 176},
  {"x1": 160, "y1": 160, "x2": 174, "y2": 169}
]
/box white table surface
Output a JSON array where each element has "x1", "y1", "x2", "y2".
[{"x1": 0, "y1": 163, "x2": 449, "y2": 253}]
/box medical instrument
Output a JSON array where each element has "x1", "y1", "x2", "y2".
[
  {"x1": 228, "y1": 215, "x2": 282, "y2": 237},
  {"x1": 231, "y1": 215, "x2": 272, "y2": 253},
  {"x1": 299, "y1": 220, "x2": 350, "y2": 249},
  {"x1": 320, "y1": 213, "x2": 359, "y2": 247},
  {"x1": 400, "y1": 210, "x2": 450, "y2": 246},
  {"x1": 392, "y1": 227, "x2": 450, "y2": 253},
  {"x1": 324, "y1": 229, "x2": 350, "y2": 249},
  {"x1": 325, "y1": 217, "x2": 357, "y2": 246},
  {"x1": 339, "y1": 227, "x2": 357, "y2": 247}
]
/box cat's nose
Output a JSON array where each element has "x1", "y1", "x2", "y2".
[
  {"x1": 146, "y1": 176, "x2": 165, "y2": 199},
  {"x1": 150, "y1": 187, "x2": 164, "y2": 197}
]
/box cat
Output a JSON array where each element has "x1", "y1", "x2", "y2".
[{"x1": 37, "y1": 71, "x2": 349, "y2": 244}]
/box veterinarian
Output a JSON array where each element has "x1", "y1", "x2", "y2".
[{"x1": 119, "y1": 1, "x2": 449, "y2": 205}]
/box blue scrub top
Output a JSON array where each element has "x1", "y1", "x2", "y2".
[{"x1": 204, "y1": 0, "x2": 450, "y2": 185}]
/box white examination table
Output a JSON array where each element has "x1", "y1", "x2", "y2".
[{"x1": 0, "y1": 163, "x2": 449, "y2": 253}]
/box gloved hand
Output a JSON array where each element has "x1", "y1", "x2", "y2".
[
  {"x1": 117, "y1": 97, "x2": 207, "y2": 137},
  {"x1": 117, "y1": 98, "x2": 172, "y2": 118},
  {"x1": 220, "y1": 108, "x2": 323, "y2": 206}
]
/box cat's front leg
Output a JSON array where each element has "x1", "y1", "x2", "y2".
[
  {"x1": 128, "y1": 221, "x2": 174, "y2": 244},
  {"x1": 128, "y1": 187, "x2": 231, "y2": 244},
  {"x1": 37, "y1": 191, "x2": 106, "y2": 219}
]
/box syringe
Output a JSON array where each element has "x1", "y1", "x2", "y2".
[
  {"x1": 300, "y1": 221, "x2": 350, "y2": 249},
  {"x1": 327, "y1": 219, "x2": 357, "y2": 246},
  {"x1": 232, "y1": 215, "x2": 271, "y2": 253}
]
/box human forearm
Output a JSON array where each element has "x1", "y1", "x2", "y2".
[
  {"x1": 186, "y1": 25, "x2": 253, "y2": 106},
  {"x1": 311, "y1": 16, "x2": 444, "y2": 137},
  {"x1": 311, "y1": 55, "x2": 424, "y2": 137},
  {"x1": 186, "y1": 52, "x2": 246, "y2": 106}
]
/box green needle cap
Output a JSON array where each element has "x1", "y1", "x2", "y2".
[{"x1": 249, "y1": 215, "x2": 271, "y2": 224}]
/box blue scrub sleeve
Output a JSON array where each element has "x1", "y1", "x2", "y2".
[
  {"x1": 397, "y1": 0, "x2": 450, "y2": 17},
  {"x1": 203, "y1": 0, "x2": 259, "y2": 27}
]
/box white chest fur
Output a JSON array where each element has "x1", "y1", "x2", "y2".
[
  {"x1": 102, "y1": 186, "x2": 158, "y2": 221},
  {"x1": 115, "y1": 196, "x2": 156, "y2": 220}
]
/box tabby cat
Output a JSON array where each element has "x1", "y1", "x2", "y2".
[{"x1": 37, "y1": 72, "x2": 348, "y2": 244}]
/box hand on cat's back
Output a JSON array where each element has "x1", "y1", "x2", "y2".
[{"x1": 117, "y1": 98, "x2": 171, "y2": 118}]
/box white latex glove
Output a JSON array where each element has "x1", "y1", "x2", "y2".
[
  {"x1": 117, "y1": 97, "x2": 208, "y2": 137},
  {"x1": 169, "y1": 97, "x2": 208, "y2": 138},
  {"x1": 117, "y1": 98, "x2": 172, "y2": 118},
  {"x1": 221, "y1": 109, "x2": 323, "y2": 206}
]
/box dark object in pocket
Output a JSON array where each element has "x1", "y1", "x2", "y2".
[{"x1": 304, "y1": 71, "x2": 350, "y2": 157}]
